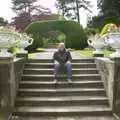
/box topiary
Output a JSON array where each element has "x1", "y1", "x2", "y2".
[{"x1": 25, "y1": 20, "x2": 88, "y2": 52}]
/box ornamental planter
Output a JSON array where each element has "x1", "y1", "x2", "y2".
[
  {"x1": 0, "y1": 32, "x2": 20, "y2": 57},
  {"x1": 17, "y1": 34, "x2": 33, "y2": 53},
  {"x1": 106, "y1": 33, "x2": 120, "y2": 58},
  {"x1": 88, "y1": 35, "x2": 106, "y2": 57}
]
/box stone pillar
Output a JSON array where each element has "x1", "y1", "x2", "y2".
[
  {"x1": 0, "y1": 57, "x2": 25, "y2": 120},
  {"x1": 95, "y1": 58, "x2": 114, "y2": 108},
  {"x1": 0, "y1": 57, "x2": 15, "y2": 120},
  {"x1": 111, "y1": 58, "x2": 120, "y2": 117}
]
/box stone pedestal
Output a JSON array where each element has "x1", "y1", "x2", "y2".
[
  {"x1": 0, "y1": 57, "x2": 14, "y2": 120},
  {"x1": 0, "y1": 57, "x2": 25, "y2": 120},
  {"x1": 16, "y1": 53, "x2": 28, "y2": 61}
]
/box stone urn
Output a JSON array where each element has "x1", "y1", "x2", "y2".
[
  {"x1": 88, "y1": 35, "x2": 106, "y2": 55},
  {"x1": 105, "y1": 32, "x2": 120, "y2": 57},
  {"x1": 0, "y1": 32, "x2": 21, "y2": 57},
  {"x1": 17, "y1": 34, "x2": 33, "y2": 53}
]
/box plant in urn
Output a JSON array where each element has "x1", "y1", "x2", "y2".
[{"x1": 0, "y1": 27, "x2": 21, "y2": 57}]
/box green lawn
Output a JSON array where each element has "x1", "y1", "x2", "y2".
[
  {"x1": 28, "y1": 53, "x2": 36, "y2": 59},
  {"x1": 28, "y1": 48, "x2": 46, "y2": 59},
  {"x1": 36, "y1": 48, "x2": 46, "y2": 52},
  {"x1": 78, "y1": 49, "x2": 113, "y2": 58},
  {"x1": 28, "y1": 48, "x2": 113, "y2": 59}
]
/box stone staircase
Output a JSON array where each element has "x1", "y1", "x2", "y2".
[{"x1": 13, "y1": 58, "x2": 114, "y2": 119}]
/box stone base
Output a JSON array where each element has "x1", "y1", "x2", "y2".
[{"x1": 93, "y1": 53, "x2": 104, "y2": 57}]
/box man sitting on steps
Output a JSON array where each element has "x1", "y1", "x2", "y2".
[{"x1": 53, "y1": 43, "x2": 72, "y2": 83}]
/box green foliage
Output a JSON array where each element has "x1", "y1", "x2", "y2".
[
  {"x1": 84, "y1": 28, "x2": 96, "y2": 37},
  {"x1": 0, "y1": 17, "x2": 8, "y2": 26},
  {"x1": 98, "y1": 0, "x2": 120, "y2": 16},
  {"x1": 56, "y1": 0, "x2": 91, "y2": 23},
  {"x1": 98, "y1": 17, "x2": 120, "y2": 32},
  {"x1": 101, "y1": 23, "x2": 118, "y2": 35},
  {"x1": 25, "y1": 20, "x2": 88, "y2": 52},
  {"x1": 12, "y1": 0, "x2": 37, "y2": 13},
  {"x1": 78, "y1": 49, "x2": 113, "y2": 58},
  {"x1": 87, "y1": 15, "x2": 120, "y2": 33},
  {"x1": 95, "y1": 0, "x2": 120, "y2": 33},
  {"x1": 8, "y1": 47, "x2": 20, "y2": 55},
  {"x1": 25, "y1": 34, "x2": 43, "y2": 52}
]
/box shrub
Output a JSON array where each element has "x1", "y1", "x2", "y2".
[
  {"x1": 84, "y1": 28, "x2": 96, "y2": 37},
  {"x1": 25, "y1": 20, "x2": 88, "y2": 52}
]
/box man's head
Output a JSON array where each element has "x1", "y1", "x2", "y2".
[{"x1": 58, "y1": 42, "x2": 65, "y2": 51}]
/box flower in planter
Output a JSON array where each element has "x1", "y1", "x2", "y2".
[{"x1": 101, "y1": 23, "x2": 118, "y2": 35}]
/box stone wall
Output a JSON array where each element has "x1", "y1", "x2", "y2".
[
  {"x1": 95, "y1": 58, "x2": 120, "y2": 117},
  {"x1": 95, "y1": 58, "x2": 115, "y2": 108},
  {"x1": 0, "y1": 57, "x2": 25, "y2": 120}
]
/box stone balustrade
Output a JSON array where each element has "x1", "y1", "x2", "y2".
[
  {"x1": 95, "y1": 58, "x2": 120, "y2": 118},
  {"x1": 0, "y1": 54, "x2": 27, "y2": 120}
]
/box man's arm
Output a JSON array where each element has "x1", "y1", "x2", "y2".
[
  {"x1": 67, "y1": 51, "x2": 72, "y2": 62},
  {"x1": 53, "y1": 52, "x2": 57, "y2": 61},
  {"x1": 53, "y1": 51, "x2": 61, "y2": 63}
]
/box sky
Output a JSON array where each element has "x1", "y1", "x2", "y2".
[{"x1": 0, "y1": 0, "x2": 98, "y2": 27}]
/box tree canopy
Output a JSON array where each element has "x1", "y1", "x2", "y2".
[
  {"x1": 87, "y1": 0, "x2": 120, "y2": 31},
  {"x1": 11, "y1": 0, "x2": 56, "y2": 31},
  {"x1": 0, "y1": 17, "x2": 8, "y2": 26},
  {"x1": 56, "y1": 0, "x2": 91, "y2": 23}
]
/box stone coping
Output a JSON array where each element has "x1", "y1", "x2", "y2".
[
  {"x1": 13, "y1": 58, "x2": 24, "y2": 62},
  {"x1": 0, "y1": 57, "x2": 23, "y2": 64},
  {"x1": 95, "y1": 57, "x2": 114, "y2": 63}
]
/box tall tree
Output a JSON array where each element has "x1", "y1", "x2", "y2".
[
  {"x1": 12, "y1": 0, "x2": 37, "y2": 16},
  {"x1": 98, "y1": 0, "x2": 120, "y2": 17},
  {"x1": 12, "y1": 0, "x2": 51, "y2": 19},
  {"x1": 12, "y1": 0, "x2": 52, "y2": 31},
  {"x1": 56, "y1": 0, "x2": 91, "y2": 23}
]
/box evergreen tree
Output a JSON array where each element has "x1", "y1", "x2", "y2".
[{"x1": 12, "y1": 0, "x2": 37, "y2": 15}]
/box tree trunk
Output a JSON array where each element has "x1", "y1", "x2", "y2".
[
  {"x1": 28, "y1": 4, "x2": 32, "y2": 22},
  {"x1": 76, "y1": 0, "x2": 80, "y2": 24}
]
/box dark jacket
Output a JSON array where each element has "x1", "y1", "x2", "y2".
[{"x1": 53, "y1": 49, "x2": 72, "y2": 64}]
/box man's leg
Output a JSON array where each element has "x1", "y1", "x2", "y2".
[
  {"x1": 54, "y1": 61, "x2": 60, "y2": 83},
  {"x1": 65, "y1": 61, "x2": 72, "y2": 83}
]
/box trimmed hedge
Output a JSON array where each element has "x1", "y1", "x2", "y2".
[{"x1": 25, "y1": 20, "x2": 87, "y2": 52}]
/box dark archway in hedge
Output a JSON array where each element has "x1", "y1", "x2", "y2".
[{"x1": 25, "y1": 20, "x2": 87, "y2": 52}]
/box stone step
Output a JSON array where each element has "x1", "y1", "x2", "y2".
[
  {"x1": 25, "y1": 63, "x2": 96, "y2": 69},
  {"x1": 21, "y1": 78, "x2": 101, "y2": 82},
  {"x1": 14, "y1": 105, "x2": 112, "y2": 116},
  {"x1": 13, "y1": 57, "x2": 113, "y2": 119},
  {"x1": 28, "y1": 59, "x2": 95, "y2": 63},
  {"x1": 16, "y1": 96, "x2": 109, "y2": 107},
  {"x1": 17, "y1": 88, "x2": 106, "y2": 97},
  {"x1": 19, "y1": 81, "x2": 104, "y2": 89},
  {"x1": 23, "y1": 68, "x2": 99, "y2": 75},
  {"x1": 22, "y1": 74, "x2": 101, "y2": 81},
  {"x1": 11, "y1": 116, "x2": 117, "y2": 120}
]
